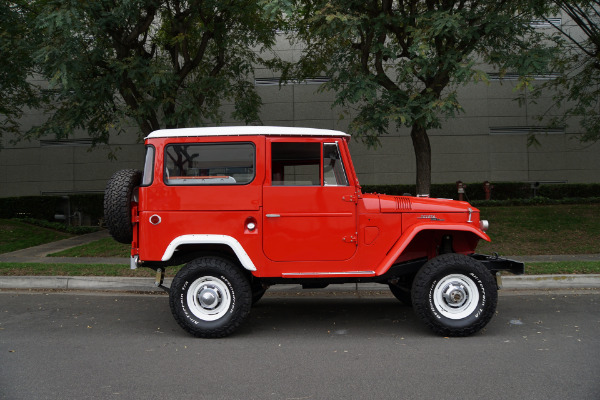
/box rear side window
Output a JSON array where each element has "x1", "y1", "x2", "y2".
[
  {"x1": 142, "y1": 145, "x2": 155, "y2": 186},
  {"x1": 164, "y1": 143, "x2": 255, "y2": 185}
]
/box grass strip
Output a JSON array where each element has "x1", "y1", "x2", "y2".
[
  {"x1": 48, "y1": 237, "x2": 130, "y2": 258},
  {"x1": 526, "y1": 261, "x2": 600, "y2": 275},
  {"x1": 1, "y1": 220, "x2": 72, "y2": 254},
  {"x1": 477, "y1": 204, "x2": 600, "y2": 255},
  {"x1": 0, "y1": 263, "x2": 181, "y2": 277}
]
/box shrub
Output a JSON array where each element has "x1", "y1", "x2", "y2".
[
  {"x1": 362, "y1": 182, "x2": 600, "y2": 201},
  {"x1": 0, "y1": 194, "x2": 105, "y2": 225}
]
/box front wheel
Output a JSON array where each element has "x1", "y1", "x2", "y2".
[
  {"x1": 412, "y1": 253, "x2": 498, "y2": 337},
  {"x1": 388, "y1": 283, "x2": 412, "y2": 306},
  {"x1": 169, "y1": 256, "x2": 252, "y2": 338}
]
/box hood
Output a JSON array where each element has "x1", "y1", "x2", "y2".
[{"x1": 363, "y1": 193, "x2": 479, "y2": 214}]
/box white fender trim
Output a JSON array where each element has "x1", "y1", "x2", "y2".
[{"x1": 161, "y1": 234, "x2": 257, "y2": 271}]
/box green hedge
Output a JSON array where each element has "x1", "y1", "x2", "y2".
[
  {"x1": 361, "y1": 182, "x2": 600, "y2": 201},
  {"x1": 0, "y1": 194, "x2": 104, "y2": 222},
  {"x1": 471, "y1": 196, "x2": 600, "y2": 207}
]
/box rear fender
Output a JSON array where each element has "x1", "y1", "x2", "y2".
[{"x1": 161, "y1": 234, "x2": 257, "y2": 271}]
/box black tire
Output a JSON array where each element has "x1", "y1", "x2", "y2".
[
  {"x1": 412, "y1": 253, "x2": 498, "y2": 337},
  {"x1": 169, "y1": 256, "x2": 252, "y2": 338},
  {"x1": 388, "y1": 283, "x2": 412, "y2": 306},
  {"x1": 251, "y1": 278, "x2": 267, "y2": 305},
  {"x1": 104, "y1": 169, "x2": 142, "y2": 244}
]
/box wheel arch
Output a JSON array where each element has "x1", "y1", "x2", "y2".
[
  {"x1": 374, "y1": 223, "x2": 490, "y2": 275},
  {"x1": 161, "y1": 234, "x2": 257, "y2": 271}
]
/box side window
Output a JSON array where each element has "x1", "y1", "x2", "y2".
[
  {"x1": 142, "y1": 145, "x2": 155, "y2": 186},
  {"x1": 164, "y1": 143, "x2": 255, "y2": 185},
  {"x1": 323, "y1": 143, "x2": 349, "y2": 186},
  {"x1": 271, "y1": 142, "x2": 320, "y2": 186}
]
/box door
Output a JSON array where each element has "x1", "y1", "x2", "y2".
[{"x1": 263, "y1": 139, "x2": 357, "y2": 262}]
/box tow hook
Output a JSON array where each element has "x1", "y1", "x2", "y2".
[{"x1": 155, "y1": 268, "x2": 170, "y2": 293}]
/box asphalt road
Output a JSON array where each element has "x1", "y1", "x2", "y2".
[{"x1": 1, "y1": 290, "x2": 599, "y2": 400}]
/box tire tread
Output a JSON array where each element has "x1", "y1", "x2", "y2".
[
  {"x1": 412, "y1": 253, "x2": 498, "y2": 337},
  {"x1": 104, "y1": 169, "x2": 141, "y2": 244},
  {"x1": 169, "y1": 256, "x2": 252, "y2": 338}
]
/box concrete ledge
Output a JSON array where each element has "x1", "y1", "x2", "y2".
[
  {"x1": 1, "y1": 274, "x2": 600, "y2": 292},
  {"x1": 0, "y1": 276, "x2": 172, "y2": 292},
  {"x1": 501, "y1": 274, "x2": 600, "y2": 289}
]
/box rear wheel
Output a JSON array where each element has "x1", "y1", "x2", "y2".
[
  {"x1": 251, "y1": 278, "x2": 267, "y2": 305},
  {"x1": 412, "y1": 253, "x2": 497, "y2": 337},
  {"x1": 104, "y1": 169, "x2": 142, "y2": 244},
  {"x1": 169, "y1": 256, "x2": 252, "y2": 338}
]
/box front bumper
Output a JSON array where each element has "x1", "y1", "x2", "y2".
[
  {"x1": 471, "y1": 253, "x2": 525, "y2": 290},
  {"x1": 471, "y1": 253, "x2": 525, "y2": 275}
]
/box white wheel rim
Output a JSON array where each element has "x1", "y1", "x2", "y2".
[
  {"x1": 187, "y1": 276, "x2": 232, "y2": 321},
  {"x1": 433, "y1": 274, "x2": 479, "y2": 320}
]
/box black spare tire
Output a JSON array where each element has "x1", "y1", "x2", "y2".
[{"x1": 104, "y1": 169, "x2": 142, "y2": 244}]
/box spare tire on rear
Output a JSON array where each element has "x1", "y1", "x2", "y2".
[{"x1": 104, "y1": 169, "x2": 142, "y2": 244}]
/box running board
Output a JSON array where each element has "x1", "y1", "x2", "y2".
[{"x1": 282, "y1": 271, "x2": 375, "y2": 278}]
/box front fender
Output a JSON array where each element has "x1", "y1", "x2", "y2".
[{"x1": 374, "y1": 223, "x2": 490, "y2": 276}]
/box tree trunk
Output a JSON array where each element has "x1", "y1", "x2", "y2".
[{"x1": 410, "y1": 123, "x2": 431, "y2": 196}]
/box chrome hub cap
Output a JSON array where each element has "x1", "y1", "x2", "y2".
[
  {"x1": 442, "y1": 283, "x2": 467, "y2": 308},
  {"x1": 187, "y1": 277, "x2": 232, "y2": 321},
  {"x1": 433, "y1": 274, "x2": 480, "y2": 320},
  {"x1": 198, "y1": 286, "x2": 220, "y2": 309}
]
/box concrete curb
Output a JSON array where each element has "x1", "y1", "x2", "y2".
[
  {"x1": 0, "y1": 276, "x2": 171, "y2": 292},
  {"x1": 499, "y1": 274, "x2": 600, "y2": 290},
  {"x1": 1, "y1": 274, "x2": 600, "y2": 293}
]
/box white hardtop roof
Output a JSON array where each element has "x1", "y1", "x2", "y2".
[{"x1": 146, "y1": 126, "x2": 350, "y2": 139}]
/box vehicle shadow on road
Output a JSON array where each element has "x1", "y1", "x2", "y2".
[{"x1": 240, "y1": 296, "x2": 427, "y2": 338}]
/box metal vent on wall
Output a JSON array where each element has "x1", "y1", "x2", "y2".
[
  {"x1": 489, "y1": 126, "x2": 565, "y2": 135},
  {"x1": 530, "y1": 18, "x2": 562, "y2": 28},
  {"x1": 40, "y1": 138, "x2": 94, "y2": 147},
  {"x1": 255, "y1": 77, "x2": 331, "y2": 86},
  {"x1": 487, "y1": 72, "x2": 561, "y2": 81}
]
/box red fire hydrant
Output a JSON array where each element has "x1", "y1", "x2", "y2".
[
  {"x1": 456, "y1": 181, "x2": 466, "y2": 201},
  {"x1": 483, "y1": 181, "x2": 493, "y2": 200}
]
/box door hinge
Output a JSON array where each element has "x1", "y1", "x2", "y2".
[
  {"x1": 342, "y1": 195, "x2": 356, "y2": 203},
  {"x1": 131, "y1": 205, "x2": 139, "y2": 223}
]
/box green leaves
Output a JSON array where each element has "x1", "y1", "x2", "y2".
[
  {"x1": 12, "y1": 0, "x2": 278, "y2": 147},
  {"x1": 282, "y1": 0, "x2": 550, "y2": 193},
  {"x1": 530, "y1": 0, "x2": 600, "y2": 143},
  {"x1": 0, "y1": 1, "x2": 46, "y2": 142}
]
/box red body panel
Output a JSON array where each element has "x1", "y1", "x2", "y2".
[{"x1": 134, "y1": 133, "x2": 489, "y2": 278}]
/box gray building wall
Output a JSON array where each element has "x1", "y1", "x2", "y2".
[{"x1": 2, "y1": 24, "x2": 600, "y2": 198}]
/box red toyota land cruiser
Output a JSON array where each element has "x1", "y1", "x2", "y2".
[{"x1": 104, "y1": 126, "x2": 523, "y2": 338}]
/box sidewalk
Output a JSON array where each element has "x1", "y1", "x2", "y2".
[{"x1": 1, "y1": 230, "x2": 599, "y2": 292}]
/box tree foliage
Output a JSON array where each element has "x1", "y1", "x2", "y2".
[
  {"x1": 281, "y1": 0, "x2": 551, "y2": 194},
  {"x1": 0, "y1": 2, "x2": 45, "y2": 144},
  {"x1": 18, "y1": 0, "x2": 278, "y2": 147},
  {"x1": 538, "y1": 1, "x2": 600, "y2": 143}
]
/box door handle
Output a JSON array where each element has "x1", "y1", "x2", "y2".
[{"x1": 266, "y1": 214, "x2": 280, "y2": 218}]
